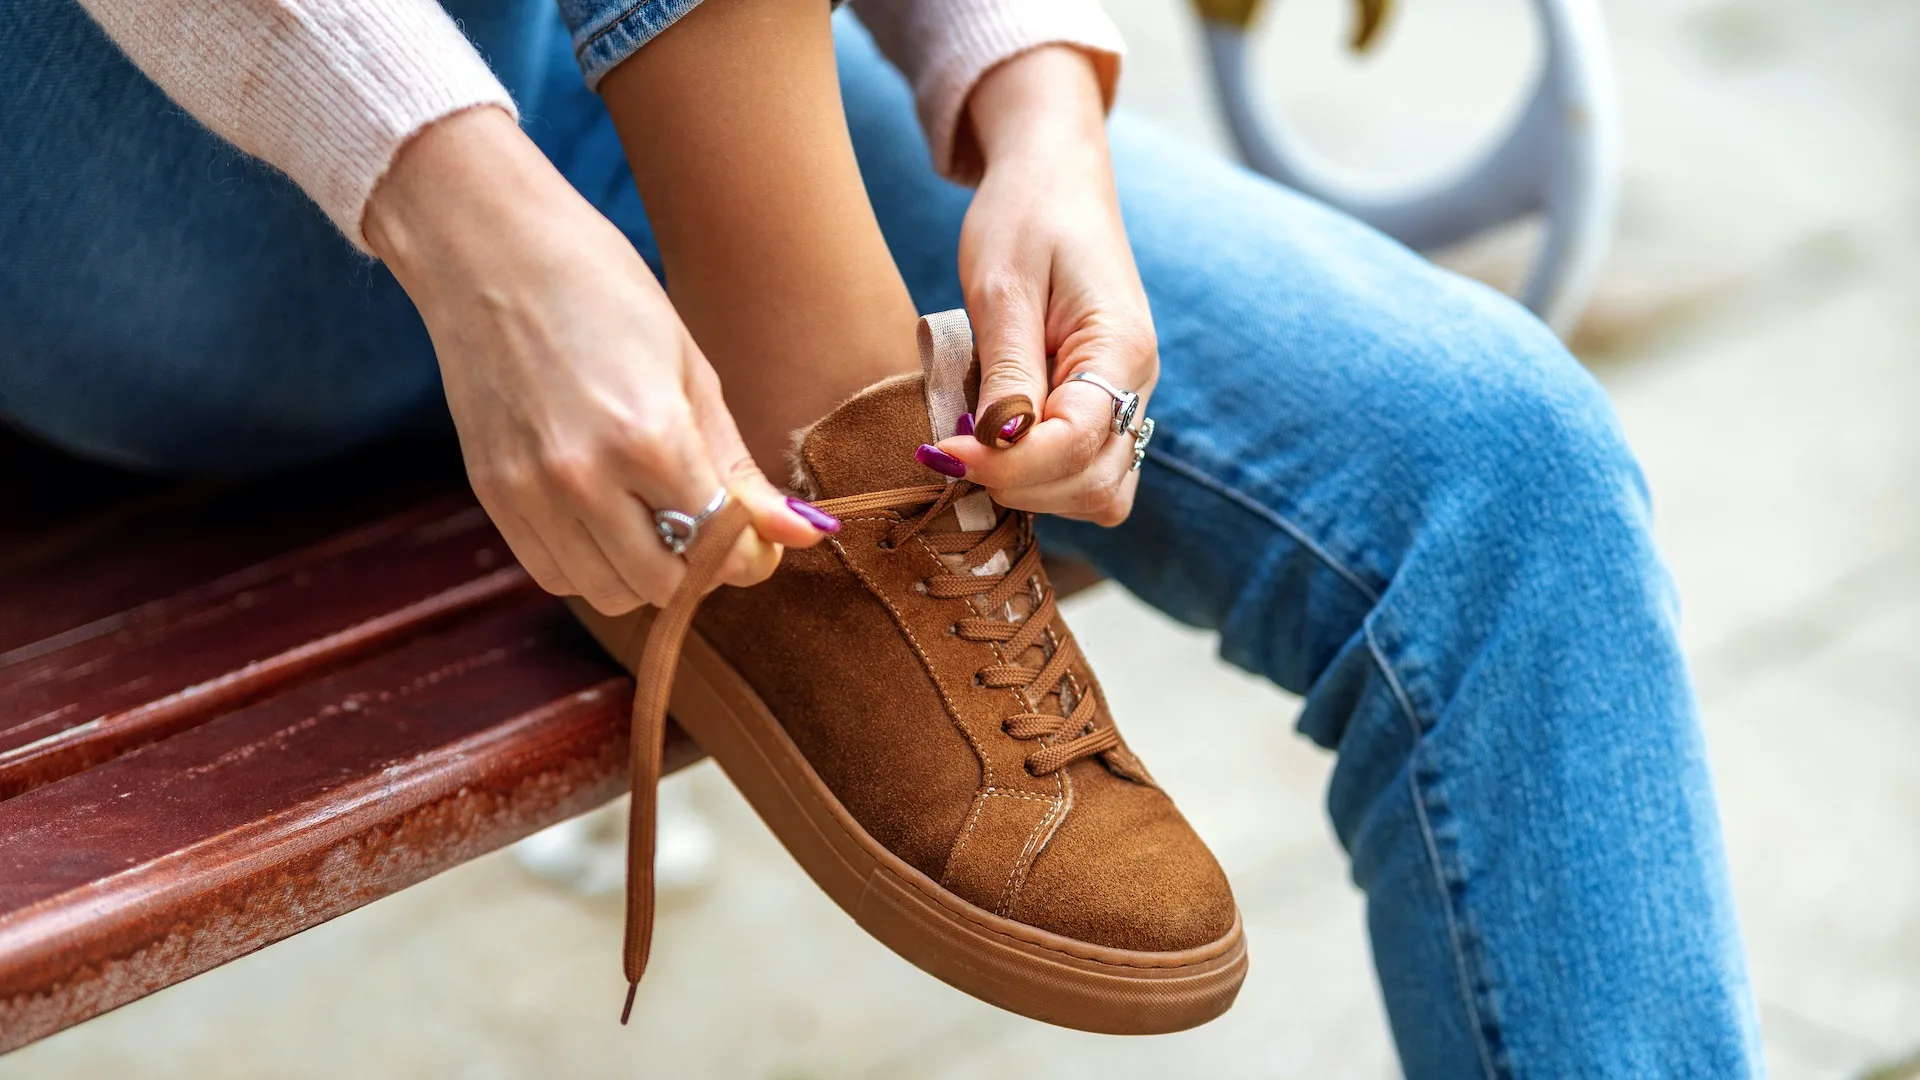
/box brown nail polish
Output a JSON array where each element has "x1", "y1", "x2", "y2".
[{"x1": 976, "y1": 396, "x2": 1035, "y2": 449}]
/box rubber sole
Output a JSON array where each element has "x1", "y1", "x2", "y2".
[{"x1": 586, "y1": 611, "x2": 1248, "y2": 1035}]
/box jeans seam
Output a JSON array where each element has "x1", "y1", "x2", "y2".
[
  {"x1": 1365, "y1": 620, "x2": 1503, "y2": 1080},
  {"x1": 1148, "y1": 446, "x2": 1505, "y2": 1074},
  {"x1": 578, "y1": 0, "x2": 667, "y2": 52},
  {"x1": 1149, "y1": 450, "x2": 1382, "y2": 605}
]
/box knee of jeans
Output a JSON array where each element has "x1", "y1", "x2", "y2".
[{"x1": 1389, "y1": 303, "x2": 1659, "y2": 586}]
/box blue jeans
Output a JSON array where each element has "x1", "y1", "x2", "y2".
[{"x1": 0, "y1": 3, "x2": 1760, "y2": 1074}]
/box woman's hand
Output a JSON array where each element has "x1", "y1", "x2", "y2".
[
  {"x1": 933, "y1": 46, "x2": 1157, "y2": 527},
  {"x1": 365, "y1": 107, "x2": 832, "y2": 615}
]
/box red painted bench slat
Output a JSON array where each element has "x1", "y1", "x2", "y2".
[{"x1": 0, "y1": 435, "x2": 700, "y2": 1053}]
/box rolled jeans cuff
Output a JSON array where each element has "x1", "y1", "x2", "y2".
[{"x1": 560, "y1": 0, "x2": 710, "y2": 89}]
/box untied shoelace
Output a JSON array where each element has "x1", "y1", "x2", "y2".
[{"x1": 618, "y1": 482, "x2": 1117, "y2": 1021}]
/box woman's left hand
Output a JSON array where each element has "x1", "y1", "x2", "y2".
[{"x1": 931, "y1": 45, "x2": 1157, "y2": 527}]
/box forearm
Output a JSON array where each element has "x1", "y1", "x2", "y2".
[{"x1": 967, "y1": 45, "x2": 1112, "y2": 176}]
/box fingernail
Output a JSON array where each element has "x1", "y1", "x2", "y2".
[
  {"x1": 915, "y1": 444, "x2": 967, "y2": 478},
  {"x1": 785, "y1": 496, "x2": 841, "y2": 533},
  {"x1": 998, "y1": 415, "x2": 1029, "y2": 443},
  {"x1": 955, "y1": 412, "x2": 975, "y2": 438}
]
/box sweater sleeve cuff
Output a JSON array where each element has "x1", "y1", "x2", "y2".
[
  {"x1": 293, "y1": 4, "x2": 520, "y2": 252},
  {"x1": 911, "y1": 0, "x2": 1124, "y2": 185},
  {"x1": 79, "y1": 0, "x2": 519, "y2": 254}
]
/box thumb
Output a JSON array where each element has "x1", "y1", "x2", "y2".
[{"x1": 969, "y1": 274, "x2": 1048, "y2": 449}]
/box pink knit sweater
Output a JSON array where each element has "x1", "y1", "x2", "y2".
[{"x1": 74, "y1": 0, "x2": 1124, "y2": 253}]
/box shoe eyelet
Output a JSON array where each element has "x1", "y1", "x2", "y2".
[
  {"x1": 1023, "y1": 761, "x2": 1042, "y2": 777},
  {"x1": 972, "y1": 673, "x2": 984, "y2": 688},
  {"x1": 947, "y1": 623, "x2": 958, "y2": 635},
  {"x1": 912, "y1": 580, "x2": 928, "y2": 594}
]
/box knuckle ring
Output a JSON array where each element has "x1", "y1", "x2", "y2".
[
  {"x1": 1063, "y1": 372, "x2": 1155, "y2": 472},
  {"x1": 1064, "y1": 371, "x2": 1140, "y2": 435},
  {"x1": 653, "y1": 488, "x2": 728, "y2": 556}
]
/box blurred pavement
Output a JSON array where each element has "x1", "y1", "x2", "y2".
[{"x1": 3, "y1": 0, "x2": 1915, "y2": 1076}]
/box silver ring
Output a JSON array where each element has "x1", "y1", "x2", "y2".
[
  {"x1": 1129, "y1": 416, "x2": 1156, "y2": 473},
  {"x1": 653, "y1": 488, "x2": 728, "y2": 556},
  {"x1": 1064, "y1": 371, "x2": 1140, "y2": 435}
]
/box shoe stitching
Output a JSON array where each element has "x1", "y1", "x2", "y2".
[
  {"x1": 939, "y1": 791, "x2": 992, "y2": 888},
  {"x1": 679, "y1": 647, "x2": 1238, "y2": 969},
  {"x1": 827, "y1": 526, "x2": 1014, "y2": 890},
  {"x1": 774, "y1": 719, "x2": 1239, "y2": 970},
  {"x1": 996, "y1": 787, "x2": 1063, "y2": 915},
  {"x1": 826, "y1": 529, "x2": 999, "y2": 791},
  {"x1": 998, "y1": 766, "x2": 1072, "y2": 918},
  {"x1": 826, "y1": 485, "x2": 1136, "y2": 946},
  {"x1": 903, "y1": 526, "x2": 1051, "y2": 795},
  {"x1": 682, "y1": 609, "x2": 1242, "y2": 970},
  {"x1": 939, "y1": 790, "x2": 1061, "y2": 893}
]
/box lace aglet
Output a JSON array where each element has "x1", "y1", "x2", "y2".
[{"x1": 620, "y1": 981, "x2": 639, "y2": 1025}]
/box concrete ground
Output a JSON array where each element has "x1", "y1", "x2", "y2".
[{"x1": 5, "y1": 0, "x2": 1914, "y2": 1076}]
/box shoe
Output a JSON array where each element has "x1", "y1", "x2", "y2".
[{"x1": 572, "y1": 311, "x2": 1246, "y2": 1034}]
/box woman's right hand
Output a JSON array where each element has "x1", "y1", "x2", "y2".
[{"x1": 364, "y1": 106, "x2": 832, "y2": 615}]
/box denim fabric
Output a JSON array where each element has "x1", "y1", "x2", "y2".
[
  {"x1": 555, "y1": 0, "x2": 707, "y2": 89},
  {"x1": 0, "y1": 6, "x2": 1762, "y2": 1075}
]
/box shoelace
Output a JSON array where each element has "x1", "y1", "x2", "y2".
[{"x1": 618, "y1": 482, "x2": 1115, "y2": 1021}]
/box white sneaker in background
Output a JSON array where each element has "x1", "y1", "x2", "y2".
[{"x1": 512, "y1": 778, "x2": 717, "y2": 898}]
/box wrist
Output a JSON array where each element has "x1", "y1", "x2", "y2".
[
  {"x1": 967, "y1": 45, "x2": 1110, "y2": 176},
  {"x1": 364, "y1": 106, "x2": 591, "y2": 296}
]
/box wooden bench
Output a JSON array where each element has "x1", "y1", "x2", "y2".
[
  {"x1": 0, "y1": 432, "x2": 711, "y2": 1052},
  {"x1": 0, "y1": 428, "x2": 1104, "y2": 1055}
]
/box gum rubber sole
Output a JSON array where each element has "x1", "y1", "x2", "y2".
[{"x1": 586, "y1": 609, "x2": 1248, "y2": 1035}]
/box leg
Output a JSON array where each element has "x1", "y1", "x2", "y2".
[
  {"x1": 836, "y1": 17, "x2": 1761, "y2": 1077},
  {"x1": 0, "y1": 0, "x2": 567, "y2": 471},
  {"x1": 595, "y1": 0, "x2": 919, "y2": 472}
]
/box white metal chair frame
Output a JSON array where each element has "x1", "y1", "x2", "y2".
[{"x1": 1199, "y1": 0, "x2": 1620, "y2": 335}]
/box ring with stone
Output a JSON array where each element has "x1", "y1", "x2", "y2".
[
  {"x1": 653, "y1": 488, "x2": 728, "y2": 556},
  {"x1": 1064, "y1": 371, "x2": 1141, "y2": 435},
  {"x1": 1128, "y1": 416, "x2": 1156, "y2": 473}
]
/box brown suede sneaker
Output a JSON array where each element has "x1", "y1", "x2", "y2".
[{"x1": 572, "y1": 312, "x2": 1246, "y2": 1034}]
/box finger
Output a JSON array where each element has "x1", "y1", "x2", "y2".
[
  {"x1": 539, "y1": 503, "x2": 649, "y2": 615},
  {"x1": 967, "y1": 265, "x2": 1049, "y2": 449},
  {"x1": 578, "y1": 486, "x2": 687, "y2": 607},
  {"x1": 1054, "y1": 461, "x2": 1142, "y2": 527},
  {"x1": 538, "y1": 401, "x2": 700, "y2": 606},
  {"x1": 713, "y1": 458, "x2": 792, "y2": 590},
  {"x1": 934, "y1": 376, "x2": 1111, "y2": 490},
  {"x1": 474, "y1": 469, "x2": 640, "y2": 608},
  {"x1": 487, "y1": 502, "x2": 574, "y2": 598},
  {"x1": 987, "y1": 420, "x2": 1137, "y2": 521}
]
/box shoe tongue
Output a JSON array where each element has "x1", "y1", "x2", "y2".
[{"x1": 792, "y1": 311, "x2": 991, "y2": 538}]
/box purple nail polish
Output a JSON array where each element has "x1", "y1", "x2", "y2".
[
  {"x1": 915, "y1": 444, "x2": 967, "y2": 479},
  {"x1": 955, "y1": 411, "x2": 975, "y2": 438},
  {"x1": 998, "y1": 415, "x2": 1028, "y2": 442},
  {"x1": 785, "y1": 496, "x2": 841, "y2": 533}
]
